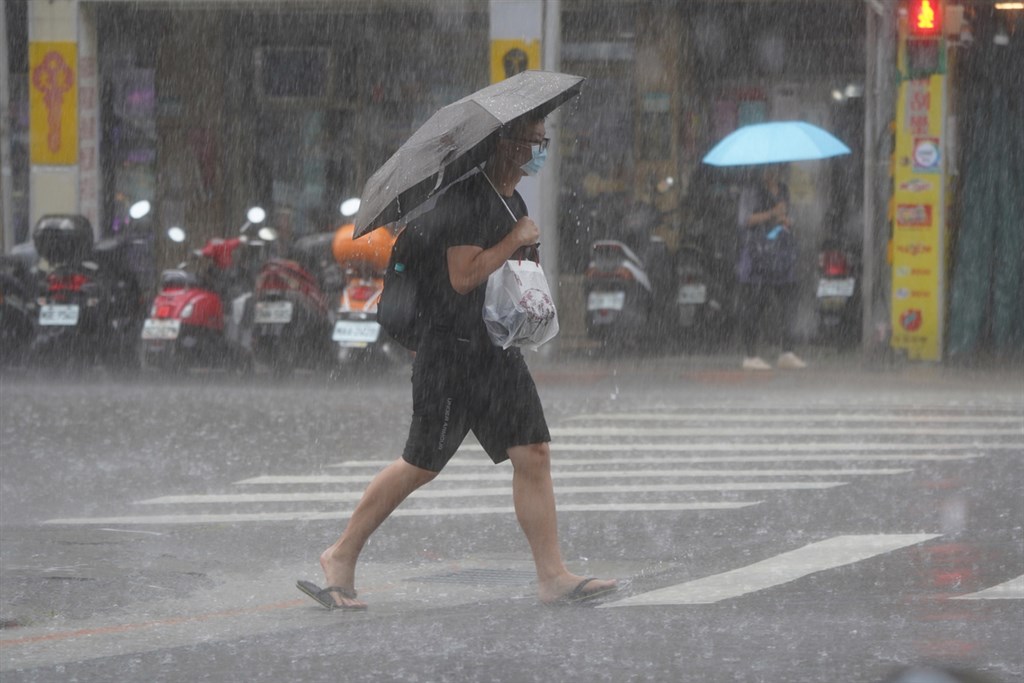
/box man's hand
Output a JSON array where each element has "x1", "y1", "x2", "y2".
[
  {"x1": 448, "y1": 217, "x2": 542, "y2": 295},
  {"x1": 510, "y1": 217, "x2": 541, "y2": 248}
]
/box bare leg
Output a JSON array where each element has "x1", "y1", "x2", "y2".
[
  {"x1": 507, "y1": 443, "x2": 617, "y2": 603},
  {"x1": 320, "y1": 458, "x2": 437, "y2": 608}
]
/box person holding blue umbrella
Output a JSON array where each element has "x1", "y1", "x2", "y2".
[
  {"x1": 736, "y1": 163, "x2": 806, "y2": 371},
  {"x1": 703, "y1": 121, "x2": 851, "y2": 370}
]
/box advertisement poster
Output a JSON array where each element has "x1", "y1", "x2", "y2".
[
  {"x1": 490, "y1": 38, "x2": 541, "y2": 83},
  {"x1": 891, "y1": 75, "x2": 946, "y2": 360},
  {"x1": 29, "y1": 42, "x2": 78, "y2": 165}
]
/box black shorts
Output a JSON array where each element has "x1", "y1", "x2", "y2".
[{"x1": 402, "y1": 336, "x2": 550, "y2": 472}]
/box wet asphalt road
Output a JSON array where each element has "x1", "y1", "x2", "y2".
[{"x1": 1, "y1": 354, "x2": 1022, "y2": 682}]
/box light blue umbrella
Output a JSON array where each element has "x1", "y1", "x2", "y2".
[{"x1": 702, "y1": 121, "x2": 851, "y2": 166}]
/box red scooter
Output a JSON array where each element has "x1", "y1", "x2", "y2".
[
  {"x1": 251, "y1": 232, "x2": 336, "y2": 377},
  {"x1": 141, "y1": 231, "x2": 266, "y2": 373}
]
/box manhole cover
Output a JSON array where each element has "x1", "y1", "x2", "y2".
[{"x1": 411, "y1": 568, "x2": 536, "y2": 586}]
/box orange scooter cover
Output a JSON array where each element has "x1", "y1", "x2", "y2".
[{"x1": 331, "y1": 224, "x2": 396, "y2": 272}]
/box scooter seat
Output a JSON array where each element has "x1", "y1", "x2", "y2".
[{"x1": 160, "y1": 269, "x2": 199, "y2": 289}]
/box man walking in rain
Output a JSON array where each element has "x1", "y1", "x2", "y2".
[{"x1": 298, "y1": 114, "x2": 618, "y2": 610}]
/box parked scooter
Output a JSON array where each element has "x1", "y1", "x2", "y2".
[
  {"x1": 584, "y1": 202, "x2": 674, "y2": 348},
  {"x1": 814, "y1": 238, "x2": 861, "y2": 348},
  {"x1": 140, "y1": 208, "x2": 271, "y2": 373},
  {"x1": 30, "y1": 215, "x2": 146, "y2": 371},
  {"x1": 251, "y1": 232, "x2": 335, "y2": 377},
  {"x1": 0, "y1": 251, "x2": 39, "y2": 367},
  {"x1": 673, "y1": 231, "x2": 736, "y2": 350},
  {"x1": 329, "y1": 223, "x2": 404, "y2": 365}
]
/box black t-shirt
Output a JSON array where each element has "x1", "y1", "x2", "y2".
[
  {"x1": 426, "y1": 172, "x2": 528, "y2": 345},
  {"x1": 752, "y1": 181, "x2": 789, "y2": 229}
]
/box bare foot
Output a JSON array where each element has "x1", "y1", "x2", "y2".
[
  {"x1": 319, "y1": 546, "x2": 367, "y2": 610},
  {"x1": 538, "y1": 573, "x2": 618, "y2": 604}
]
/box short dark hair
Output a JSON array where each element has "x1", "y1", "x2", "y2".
[{"x1": 501, "y1": 113, "x2": 545, "y2": 139}]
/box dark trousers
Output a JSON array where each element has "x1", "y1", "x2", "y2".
[{"x1": 739, "y1": 283, "x2": 799, "y2": 358}]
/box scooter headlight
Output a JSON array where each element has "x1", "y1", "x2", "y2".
[{"x1": 181, "y1": 302, "x2": 195, "y2": 319}]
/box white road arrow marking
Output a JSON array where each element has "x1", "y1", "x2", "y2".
[
  {"x1": 604, "y1": 534, "x2": 941, "y2": 607},
  {"x1": 951, "y1": 575, "x2": 1024, "y2": 600}
]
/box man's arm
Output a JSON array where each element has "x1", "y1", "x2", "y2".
[{"x1": 447, "y1": 216, "x2": 540, "y2": 295}]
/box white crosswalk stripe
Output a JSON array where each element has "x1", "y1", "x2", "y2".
[
  {"x1": 552, "y1": 426, "x2": 1019, "y2": 437},
  {"x1": 41, "y1": 403, "x2": 1018, "y2": 531},
  {"x1": 565, "y1": 412, "x2": 1022, "y2": 424}
]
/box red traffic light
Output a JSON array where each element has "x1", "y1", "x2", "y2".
[{"x1": 909, "y1": 0, "x2": 944, "y2": 37}]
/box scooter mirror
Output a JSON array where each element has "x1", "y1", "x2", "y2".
[
  {"x1": 246, "y1": 206, "x2": 267, "y2": 224},
  {"x1": 167, "y1": 226, "x2": 187, "y2": 243},
  {"x1": 257, "y1": 227, "x2": 279, "y2": 242}
]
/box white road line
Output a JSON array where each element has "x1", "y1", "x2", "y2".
[
  {"x1": 604, "y1": 534, "x2": 941, "y2": 607},
  {"x1": 137, "y1": 481, "x2": 845, "y2": 505},
  {"x1": 566, "y1": 413, "x2": 1023, "y2": 424},
  {"x1": 456, "y1": 442, "x2": 1020, "y2": 453},
  {"x1": 951, "y1": 575, "x2": 1024, "y2": 600},
  {"x1": 236, "y1": 467, "x2": 911, "y2": 485},
  {"x1": 551, "y1": 426, "x2": 1021, "y2": 437},
  {"x1": 41, "y1": 501, "x2": 758, "y2": 526},
  {"x1": 328, "y1": 453, "x2": 981, "y2": 469}
]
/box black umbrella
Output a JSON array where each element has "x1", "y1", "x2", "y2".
[{"x1": 353, "y1": 70, "x2": 585, "y2": 236}]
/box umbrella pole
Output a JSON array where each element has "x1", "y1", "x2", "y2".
[{"x1": 538, "y1": 0, "x2": 563, "y2": 352}]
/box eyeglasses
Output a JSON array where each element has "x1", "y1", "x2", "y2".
[{"x1": 506, "y1": 137, "x2": 549, "y2": 152}]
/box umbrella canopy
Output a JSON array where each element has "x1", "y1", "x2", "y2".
[
  {"x1": 702, "y1": 121, "x2": 851, "y2": 167},
  {"x1": 354, "y1": 70, "x2": 585, "y2": 236}
]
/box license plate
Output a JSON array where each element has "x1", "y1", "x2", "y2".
[
  {"x1": 254, "y1": 300, "x2": 293, "y2": 324},
  {"x1": 142, "y1": 318, "x2": 181, "y2": 340},
  {"x1": 587, "y1": 291, "x2": 625, "y2": 312},
  {"x1": 817, "y1": 278, "x2": 855, "y2": 298},
  {"x1": 333, "y1": 320, "x2": 381, "y2": 345},
  {"x1": 39, "y1": 304, "x2": 80, "y2": 326},
  {"x1": 677, "y1": 284, "x2": 707, "y2": 305}
]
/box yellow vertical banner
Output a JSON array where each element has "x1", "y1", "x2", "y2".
[
  {"x1": 30, "y1": 42, "x2": 78, "y2": 165},
  {"x1": 890, "y1": 75, "x2": 946, "y2": 360},
  {"x1": 490, "y1": 39, "x2": 541, "y2": 84}
]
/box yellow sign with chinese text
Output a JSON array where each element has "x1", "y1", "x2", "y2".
[
  {"x1": 30, "y1": 42, "x2": 78, "y2": 165},
  {"x1": 891, "y1": 75, "x2": 946, "y2": 360},
  {"x1": 490, "y1": 39, "x2": 540, "y2": 84}
]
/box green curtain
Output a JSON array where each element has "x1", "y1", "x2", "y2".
[{"x1": 947, "y1": 35, "x2": 1024, "y2": 361}]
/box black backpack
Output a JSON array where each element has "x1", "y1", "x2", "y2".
[{"x1": 377, "y1": 213, "x2": 445, "y2": 351}]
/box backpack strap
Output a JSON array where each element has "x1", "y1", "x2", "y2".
[{"x1": 480, "y1": 169, "x2": 520, "y2": 224}]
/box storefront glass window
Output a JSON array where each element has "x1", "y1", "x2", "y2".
[
  {"x1": 99, "y1": 8, "x2": 158, "y2": 238},
  {"x1": 4, "y1": 0, "x2": 29, "y2": 245}
]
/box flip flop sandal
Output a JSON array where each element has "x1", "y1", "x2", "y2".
[
  {"x1": 296, "y1": 579, "x2": 367, "y2": 611},
  {"x1": 556, "y1": 577, "x2": 618, "y2": 605}
]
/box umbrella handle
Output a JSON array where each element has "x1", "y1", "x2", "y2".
[{"x1": 430, "y1": 167, "x2": 446, "y2": 196}]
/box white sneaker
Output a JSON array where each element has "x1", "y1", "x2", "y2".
[
  {"x1": 776, "y1": 352, "x2": 808, "y2": 369},
  {"x1": 742, "y1": 356, "x2": 772, "y2": 371}
]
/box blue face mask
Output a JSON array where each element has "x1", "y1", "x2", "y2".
[{"x1": 520, "y1": 145, "x2": 548, "y2": 176}]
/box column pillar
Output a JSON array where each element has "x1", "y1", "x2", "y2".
[
  {"x1": 489, "y1": 0, "x2": 562, "y2": 315},
  {"x1": 28, "y1": 0, "x2": 84, "y2": 233}
]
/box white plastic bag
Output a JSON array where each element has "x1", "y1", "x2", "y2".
[{"x1": 482, "y1": 258, "x2": 559, "y2": 350}]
